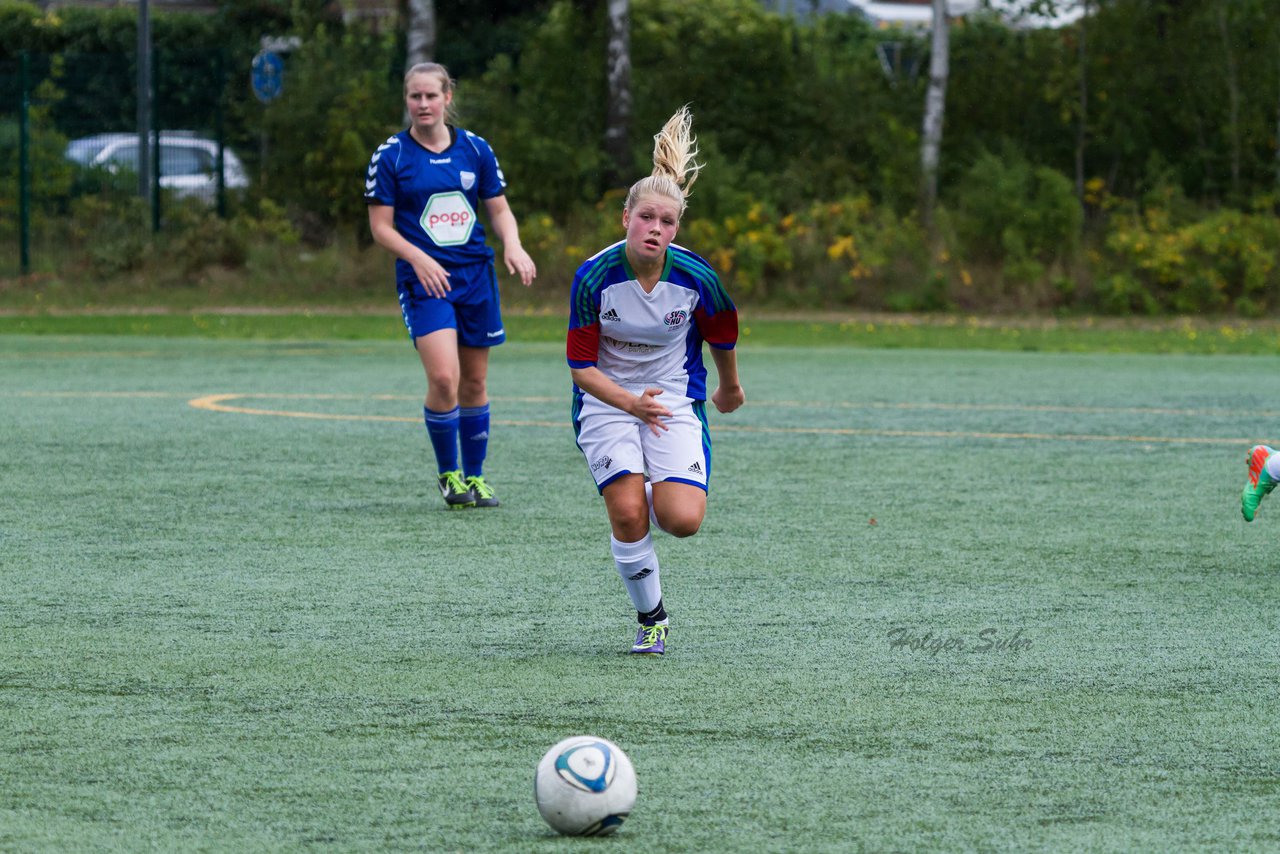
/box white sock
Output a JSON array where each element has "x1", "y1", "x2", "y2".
[
  {"x1": 1266, "y1": 452, "x2": 1280, "y2": 480},
  {"x1": 610, "y1": 533, "x2": 662, "y2": 614},
  {"x1": 644, "y1": 480, "x2": 663, "y2": 533}
]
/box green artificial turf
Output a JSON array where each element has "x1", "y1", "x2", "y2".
[
  {"x1": 2, "y1": 334, "x2": 1278, "y2": 851},
  {"x1": 3, "y1": 310, "x2": 1280, "y2": 355}
]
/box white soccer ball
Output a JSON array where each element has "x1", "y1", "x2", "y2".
[{"x1": 534, "y1": 735, "x2": 637, "y2": 836}]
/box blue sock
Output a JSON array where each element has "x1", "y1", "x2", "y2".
[
  {"x1": 460, "y1": 403, "x2": 490, "y2": 479},
  {"x1": 424, "y1": 406, "x2": 460, "y2": 473}
]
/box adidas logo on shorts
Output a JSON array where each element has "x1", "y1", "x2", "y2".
[{"x1": 687, "y1": 461, "x2": 703, "y2": 474}]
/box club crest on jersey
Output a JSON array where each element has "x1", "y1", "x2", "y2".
[
  {"x1": 664, "y1": 309, "x2": 688, "y2": 328},
  {"x1": 460, "y1": 170, "x2": 476, "y2": 190}
]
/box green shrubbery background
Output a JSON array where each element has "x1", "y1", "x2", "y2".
[{"x1": 3, "y1": 0, "x2": 1280, "y2": 315}]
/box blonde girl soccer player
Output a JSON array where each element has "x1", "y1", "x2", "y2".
[
  {"x1": 366, "y1": 63, "x2": 536, "y2": 510},
  {"x1": 567, "y1": 106, "x2": 745, "y2": 655}
]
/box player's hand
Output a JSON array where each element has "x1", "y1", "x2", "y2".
[
  {"x1": 712, "y1": 384, "x2": 745, "y2": 414},
  {"x1": 631, "y1": 387, "x2": 672, "y2": 435},
  {"x1": 504, "y1": 246, "x2": 537, "y2": 287},
  {"x1": 413, "y1": 255, "x2": 452, "y2": 298}
]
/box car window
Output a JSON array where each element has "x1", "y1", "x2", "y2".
[
  {"x1": 162, "y1": 146, "x2": 213, "y2": 176},
  {"x1": 104, "y1": 143, "x2": 141, "y2": 172},
  {"x1": 66, "y1": 139, "x2": 108, "y2": 166}
]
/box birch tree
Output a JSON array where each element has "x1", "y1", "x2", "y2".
[
  {"x1": 919, "y1": 0, "x2": 950, "y2": 231},
  {"x1": 604, "y1": 0, "x2": 632, "y2": 188},
  {"x1": 1215, "y1": 2, "x2": 1241, "y2": 198},
  {"x1": 405, "y1": 0, "x2": 437, "y2": 72}
]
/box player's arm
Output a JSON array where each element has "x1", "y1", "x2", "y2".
[
  {"x1": 367, "y1": 204, "x2": 452, "y2": 297},
  {"x1": 708, "y1": 347, "x2": 745, "y2": 414},
  {"x1": 570, "y1": 366, "x2": 672, "y2": 435},
  {"x1": 694, "y1": 297, "x2": 743, "y2": 414},
  {"x1": 483, "y1": 195, "x2": 537, "y2": 287},
  {"x1": 567, "y1": 317, "x2": 670, "y2": 435}
]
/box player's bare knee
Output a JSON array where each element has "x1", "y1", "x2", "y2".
[
  {"x1": 613, "y1": 519, "x2": 650, "y2": 543},
  {"x1": 609, "y1": 504, "x2": 650, "y2": 541},
  {"x1": 661, "y1": 513, "x2": 703, "y2": 539},
  {"x1": 458, "y1": 376, "x2": 486, "y2": 404},
  {"x1": 426, "y1": 372, "x2": 459, "y2": 400}
]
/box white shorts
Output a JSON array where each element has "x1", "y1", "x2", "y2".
[{"x1": 573, "y1": 392, "x2": 711, "y2": 493}]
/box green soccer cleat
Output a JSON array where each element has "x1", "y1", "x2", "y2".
[
  {"x1": 1241, "y1": 445, "x2": 1276, "y2": 522},
  {"x1": 438, "y1": 470, "x2": 475, "y2": 510},
  {"x1": 629, "y1": 621, "x2": 668, "y2": 655},
  {"x1": 466, "y1": 475, "x2": 499, "y2": 508}
]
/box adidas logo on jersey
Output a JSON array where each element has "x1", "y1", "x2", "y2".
[
  {"x1": 601, "y1": 308, "x2": 621, "y2": 322},
  {"x1": 687, "y1": 461, "x2": 703, "y2": 474}
]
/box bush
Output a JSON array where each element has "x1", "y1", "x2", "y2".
[
  {"x1": 254, "y1": 24, "x2": 400, "y2": 245},
  {"x1": 947, "y1": 146, "x2": 1082, "y2": 308},
  {"x1": 1098, "y1": 203, "x2": 1280, "y2": 315}
]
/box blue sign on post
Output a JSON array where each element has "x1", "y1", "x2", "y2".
[{"x1": 251, "y1": 50, "x2": 284, "y2": 103}]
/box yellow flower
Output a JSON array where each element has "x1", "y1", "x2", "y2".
[{"x1": 827, "y1": 235, "x2": 855, "y2": 261}]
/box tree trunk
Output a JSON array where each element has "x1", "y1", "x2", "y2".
[
  {"x1": 604, "y1": 0, "x2": 632, "y2": 189},
  {"x1": 1216, "y1": 3, "x2": 1241, "y2": 198},
  {"x1": 1275, "y1": 55, "x2": 1280, "y2": 197},
  {"x1": 919, "y1": 0, "x2": 949, "y2": 233},
  {"x1": 405, "y1": 0, "x2": 437, "y2": 72},
  {"x1": 1074, "y1": 0, "x2": 1088, "y2": 205}
]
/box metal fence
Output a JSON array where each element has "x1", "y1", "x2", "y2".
[{"x1": 2, "y1": 49, "x2": 239, "y2": 276}]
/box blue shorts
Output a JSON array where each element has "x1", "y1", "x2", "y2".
[{"x1": 397, "y1": 258, "x2": 506, "y2": 348}]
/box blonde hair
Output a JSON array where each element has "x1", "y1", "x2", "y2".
[
  {"x1": 625, "y1": 105, "x2": 702, "y2": 218},
  {"x1": 404, "y1": 62, "x2": 458, "y2": 123}
]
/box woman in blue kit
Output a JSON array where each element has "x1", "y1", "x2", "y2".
[{"x1": 366, "y1": 62, "x2": 537, "y2": 509}]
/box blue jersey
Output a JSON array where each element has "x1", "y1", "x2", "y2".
[{"x1": 364, "y1": 127, "x2": 507, "y2": 280}]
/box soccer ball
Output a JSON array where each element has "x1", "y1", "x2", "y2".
[{"x1": 534, "y1": 735, "x2": 637, "y2": 836}]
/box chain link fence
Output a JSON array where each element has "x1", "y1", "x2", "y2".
[{"x1": 2, "y1": 49, "x2": 241, "y2": 277}]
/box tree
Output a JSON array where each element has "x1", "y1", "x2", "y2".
[
  {"x1": 603, "y1": 0, "x2": 632, "y2": 189},
  {"x1": 405, "y1": 0, "x2": 437, "y2": 71},
  {"x1": 919, "y1": 0, "x2": 950, "y2": 231},
  {"x1": 1215, "y1": 2, "x2": 1240, "y2": 198}
]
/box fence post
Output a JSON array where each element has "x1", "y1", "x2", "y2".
[
  {"x1": 151, "y1": 49, "x2": 161, "y2": 233},
  {"x1": 19, "y1": 52, "x2": 31, "y2": 276},
  {"x1": 137, "y1": 0, "x2": 151, "y2": 205},
  {"x1": 216, "y1": 49, "x2": 226, "y2": 219}
]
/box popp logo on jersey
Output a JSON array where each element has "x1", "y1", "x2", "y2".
[{"x1": 420, "y1": 191, "x2": 476, "y2": 246}]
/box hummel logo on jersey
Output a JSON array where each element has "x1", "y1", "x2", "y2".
[
  {"x1": 601, "y1": 308, "x2": 621, "y2": 322},
  {"x1": 486, "y1": 329, "x2": 505, "y2": 338},
  {"x1": 627, "y1": 567, "x2": 653, "y2": 581},
  {"x1": 430, "y1": 157, "x2": 453, "y2": 164},
  {"x1": 687, "y1": 461, "x2": 703, "y2": 474}
]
